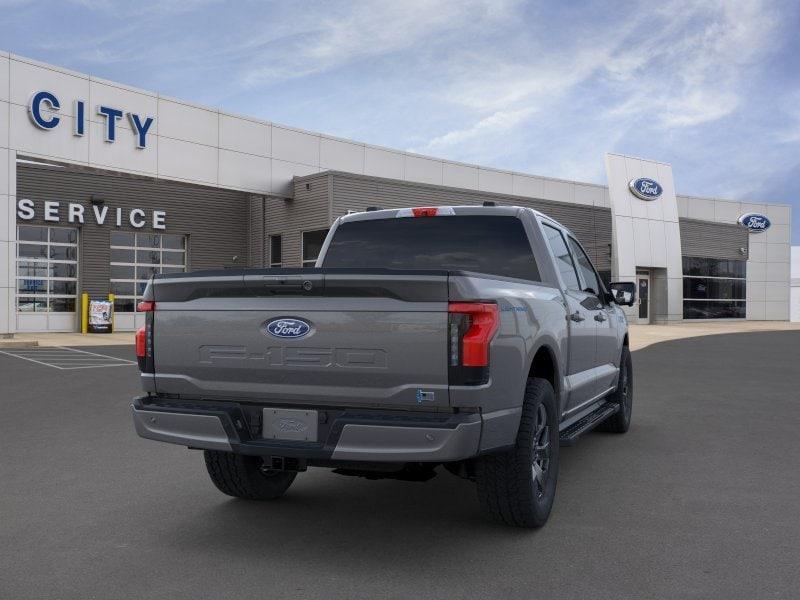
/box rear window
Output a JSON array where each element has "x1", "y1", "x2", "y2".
[{"x1": 322, "y1": 215, "x2": 540, "y2": 281}]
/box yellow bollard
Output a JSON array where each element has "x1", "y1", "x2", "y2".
[
  {"x1": 81, "y1": 292, "x2": 89, "y2": 334},
  {"x1": 108, "y1": 293, "x2": 115, "y2": 333}
]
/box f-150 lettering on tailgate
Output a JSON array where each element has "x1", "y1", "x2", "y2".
[{"x1": 198, "y1": 345, "x2": 387, "y2": 369}]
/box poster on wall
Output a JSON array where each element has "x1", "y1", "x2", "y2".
[{"x1": 88, "y1": 300, "x2": 114, "y2": 334}]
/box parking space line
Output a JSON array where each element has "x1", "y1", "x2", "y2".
[
  {"x1": 57, "y1": 346, "x2": 136, "y2": 362},
  {"x1": 0, "y1": 350, "x2": 68, "y2": 369},
  {"x1": 0, "y1": 346, "x2": 136, "y2": 370}
]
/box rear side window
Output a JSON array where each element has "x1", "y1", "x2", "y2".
[
  {"x1": 322, "y1": 215, "x2": 540, "y2": 281},
  {"x1": 567, "y1": 236, "x2": 602, "y2": 295},
  {"x1": 542, "y1": 223, "x2": 580, "y2": 290}
]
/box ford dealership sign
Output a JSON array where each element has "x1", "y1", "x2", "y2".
[
  {"x1": 264, "y1": 318, "x2": 311, "y2": 339},
  {"x1": 737, "y1": 213, "x2": 771, "y2": 233},
  {"x1": 628, "y1": 178, "x2": 663, "y2": 201},
  {"x1": 28, "y1": 90, "x2": 155, "y2": 149}
]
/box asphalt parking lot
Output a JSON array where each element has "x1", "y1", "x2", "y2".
[{"x1": 1, "y1": 332, "x2": 799, "y2": 600}]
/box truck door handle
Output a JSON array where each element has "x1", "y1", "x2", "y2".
[
  {"x1": 569, "y1": 311, "x2": 585, "y2": 322},
  {"x1": 594, "y1": 313, "x2": 607, "y2": 322}
]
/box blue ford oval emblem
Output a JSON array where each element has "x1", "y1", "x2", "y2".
[
  {"x1": 264, "y1": 317, "x2": 311, "y2": 339},
  {"x1": 628, "y1": 178, "x2": 663, "y2": 201},
  {"x1": 737, "y1": 213, "x2": 771, "y2": 233}
]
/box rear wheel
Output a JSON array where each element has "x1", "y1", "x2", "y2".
[
  {"x1": 475, "y1": 378, "x2": 559, "y2": 528},
  {"x1": 204, "y1": 450, "x2": 296, "y2": 500},
  {"x1": 597, "y1": 346, "x2": 633, "y2": 433}
]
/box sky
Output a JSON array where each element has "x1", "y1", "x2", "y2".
[{"x1": 2, "y1": 0, "x2": 800, "y2": 241}]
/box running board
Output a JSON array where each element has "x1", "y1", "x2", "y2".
[{"x1": 559, "y1": 402, "x2": 619, "y2": 446}]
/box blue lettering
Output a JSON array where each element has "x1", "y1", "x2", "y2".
[
  {"x1": 97, "y1": 105, "x2": 124, "y2": 142},
  {"x1": 73, "y1": 100, "x2": 85, "y2": 136},
  {"x1": 29, "y1": 91, "x2": 61, "y2": 129},
  {"x1": 128, "y1": 113, "x2": 155, "y2": 149}
]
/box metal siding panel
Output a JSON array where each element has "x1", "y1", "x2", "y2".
[
  {"x1": 16, "y1": 163, "x2": 249, "y2": 296},
  {"x1": 247, "y1": 195, "x2": 265, "y2": 267},
  {"x1": 326, "y1": 172, "x2": 612, "y2": 272},
  {"x1": 264, "y1": 172, "x2": 330, "y2": 267},
  {"x1": 679, "y1": 218, "x2": 749, "y2": 260}
]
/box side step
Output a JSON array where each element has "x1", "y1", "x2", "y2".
[{"x1": 559, "y1": 402, "x2": 619, "y2": 446}]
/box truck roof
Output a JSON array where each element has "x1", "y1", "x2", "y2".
[{"x1": 337, "y1": 205, "x2": 573, "y2": 237}]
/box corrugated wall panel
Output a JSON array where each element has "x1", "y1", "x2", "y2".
[
  {"x1": 16, "y1": 163, "x2": 249, "y2": 296},
  {"x1": 679, "y1": 218, "x2": 749, "y2": 260},
  {"x1": 247, "y1": 195, "x2": 265, "y2": 267},
  {"x1": 264, "y1": 173, "x2": 331, "y2": 267},
  {"x1": 326, "y1": 172, "x2": 612, "y2": 272}
]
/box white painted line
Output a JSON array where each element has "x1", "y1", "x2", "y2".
[
  {"x1": 56, "y1": 363, "x2": 136, "y2": 370},
  {"x1": 59, "y1": 346, "x2": 136, "y2": 364},
  {"x1": 4, "y1": 350, "x2": 82, "y2": 355},
  {"x1": 0, "y1": 350, "x2": 67, "y2": 369},
  {"x1": 24, "y1": 357, "x2": 125, "y2": 361},
  {"x1": 0, "y1": 346, "x2": 136, "y2": 369}
]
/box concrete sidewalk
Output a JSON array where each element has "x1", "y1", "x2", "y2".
[
  {"x1": 0, "y1": 331, "x2": 135, "y2": 348},
  {"x1": 2, "y1": 321, "x2": 799, "y2": 349},
  {"x1": 628, "y1": 321, "x2": 800, "y2": 350}
]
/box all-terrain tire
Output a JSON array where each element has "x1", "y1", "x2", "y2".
[
  {"x1": 204, "y1": 450, "x2": 296, "y2": 500},
  {"x1": 597, "y1": 346, "x2": 633, "y2": 433},
  {"x1": 476, "y1": 378, "x2": 559, "y2": 528}
]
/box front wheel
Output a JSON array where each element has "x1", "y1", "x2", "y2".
[
  {"x1": 597, "y1": 346, "x2": 633, "y2": 433},
  {"x1": 204, "y1": 450, "x2": 297, "y2": 500},
  {"x1": 475, "y1": 378, "x2": 559, "y2": 528}
]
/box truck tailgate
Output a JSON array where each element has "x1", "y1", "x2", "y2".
[{"x1": 149, "y1": 270, "x2": 451, "y2": 408}]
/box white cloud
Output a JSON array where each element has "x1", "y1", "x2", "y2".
[
  {"x1": 411, "y1": 0, "x2": 783, "y2": 178},
  {"x1": 238, "y1": 0, "x2": 519, "y2": 87},
  {"x1": 414, "y1": 107, "x2": 536, "y2": 154}
]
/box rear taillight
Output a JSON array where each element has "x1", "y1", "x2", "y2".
[
  {"x1": 135, "y1": 327, "x2": 146, "y2": 358},
  {"x1": 448, "y1": 302, "x2": 499, "y2": 385},
  {"x1": 135, "y1": 301, "x2": 155, "y2": 372}
]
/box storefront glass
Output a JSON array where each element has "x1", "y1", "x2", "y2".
[
  {"x1": 683, "y1": 257, "x2": 746, "y2": 319},
  {"x1": 110, "y1": 233, "x2": 187, "y2": 312},
  {"x1": 16, "y1": 225, "x2": 78, "y2": 313}
]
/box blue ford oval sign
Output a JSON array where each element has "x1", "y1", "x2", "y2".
[
  {"x1": 628, "y1": 178, "x2": 663, "y2": 201},
  {"x1": 737, "y1": 213, "x2": 771, "y2": 233},
  {"x1": 264, "y1": 318, "x2": 311, "y2": 339}
]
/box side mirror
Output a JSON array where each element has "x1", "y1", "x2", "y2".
[{"x1": 609, "y1": 282, "x2": 636, "y2": 306}]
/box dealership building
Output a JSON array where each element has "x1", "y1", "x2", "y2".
[{"x1": 0, "y1": 51, "x2": 793, "y2": 333}]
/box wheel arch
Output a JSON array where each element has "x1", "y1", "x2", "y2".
[{"x1": 527, "y1": 343, "x2": 559, "y2": 396}]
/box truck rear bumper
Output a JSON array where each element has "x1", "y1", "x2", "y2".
[
  {"x1": 132, "y1": 407, "x2": 234, "y2": 452},
  {"x1": 131, "y1": 397, "x2": 483, "y2": 463}
]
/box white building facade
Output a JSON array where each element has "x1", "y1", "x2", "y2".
[{"x1": 0, "y1": 51, "x2": 793, "y2": 334}]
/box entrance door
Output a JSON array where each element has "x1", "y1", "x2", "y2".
[
  {"x1": 16, "y1": 224, "x2": 79, "y2": 332},
  {"x1": 637, "y1": 273, "x2": 650, "y2": 324}
]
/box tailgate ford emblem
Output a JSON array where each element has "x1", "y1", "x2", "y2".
[{"x1": 264, "y1": 317, "x2": 311, "y2": 339}]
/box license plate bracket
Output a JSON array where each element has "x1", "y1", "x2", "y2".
[{"x1": 263, "y1": 408, "x2": 319, "y2": 442}]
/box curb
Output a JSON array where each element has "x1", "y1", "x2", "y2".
[{"x1": 0, "y1": 340, "x2": 39, "y2": 349}]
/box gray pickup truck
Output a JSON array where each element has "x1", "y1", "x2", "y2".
[{"x1": 131, "y1": 205, "x2": 636, "y2": 527}]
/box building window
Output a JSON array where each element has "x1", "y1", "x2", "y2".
[
  {"x1": 302, "y1": 229, "x2": 328, "y2": 267},
  {"x1": 110, "y1": 232, "x2": 187, "y2": 312},
  {"x1": 682, "y1": 257, "x2": 746, "y2": 319},
  {"x1": 269, "y1": 235, "x2": 282, "y2": 267},
  {"x1": 16, "y1": 225, "x2": 79, "y2": 313},
  {"x1": 16, "y1": 225, "x2": 78, "y2": 312}
]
